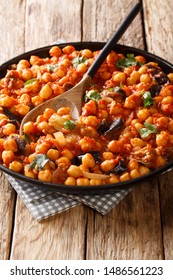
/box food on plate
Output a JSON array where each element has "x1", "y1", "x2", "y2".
[{"x1": 0, "y1": 44, "x2": 173, "y2": 186}]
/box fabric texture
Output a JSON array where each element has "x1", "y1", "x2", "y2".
[{"x1": 6, "y1": 174, "x2": 132, "y2": 221}]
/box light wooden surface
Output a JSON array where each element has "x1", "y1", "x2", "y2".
[{"x1": 0, "y1": 0, "x2": 173, "y2": 260}]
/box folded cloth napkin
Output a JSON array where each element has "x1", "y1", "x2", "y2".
[{"x1": 5, "y1": 174, "x2": 132, "y2": 221}]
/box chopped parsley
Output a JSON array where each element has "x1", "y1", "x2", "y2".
[
  {"x1": 142, "y1": 91, "x2": 154, "y2": 107},
  {"x1": 116, "y1": 54, "x2": 143, "y2": 69},
  {"x1": 64, "y1": 119, "x2": 76, "y2": 130},
  {"x1": 24, "y1": 78, "x2": 38, "y2": 85},
  {"x1": 71, "y1": 56, "x2": 88, "y2": 67},
  {"x1": 85, "y1": 89, "x2": 101, "y2": 101},
  {"x1": 139, "y1": 122, "x2": 158, "y2": 138},
  {"x1": 47, "y1": 64, "x2": 60, "y2": 73},
  {"x1": 30, "y1": 154, "x2": 50, "y2": 171}
]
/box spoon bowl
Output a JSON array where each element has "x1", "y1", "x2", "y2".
[{"x1": 20, "y1": 2, "x2": 141, "y2": 134}]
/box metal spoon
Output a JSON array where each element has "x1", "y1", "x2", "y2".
[{"x1": 20, "y1": 2, "x2": 142, "y2": 134}]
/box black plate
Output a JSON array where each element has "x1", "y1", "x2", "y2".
[{"x1": 1, "y1": 42, "x2": 173, "y2": 194}]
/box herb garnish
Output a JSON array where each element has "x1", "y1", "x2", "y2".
[
  {"x1": 85, "y1": 89, "x2": 101, "y2": 101},
  {"x1": 24, "y1": 78, "x2": 38, "y2": 85},
  {"x1": 116, "y1": 54, "x2": 143, "y2": 69},
  {"x1": 64, "y1": 119, "x2": 76, "y2": 130},
  {"x1": 142, "y1": 91, "x2": 154, "y2": 107},
  {"x1": 71, "y1": 56, "x2": 87, "y2": 67},
  {"x1": 30, "y1": 154, "x2": 50, "y2": 171},
  {"x1": 47, "y1": 64, "x2": 60, "y2": 73},
  {"x1": 139, "y1": 122, "x2": 158, "y2": 138}
]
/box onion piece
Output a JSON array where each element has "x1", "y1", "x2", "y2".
[{"x1": 82, "y1": 171, "x2": 110, "y2": 179}]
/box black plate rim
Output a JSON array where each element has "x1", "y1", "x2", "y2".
[{"x1": 1, "y1": 41, "x2": 173, "y2": 194}]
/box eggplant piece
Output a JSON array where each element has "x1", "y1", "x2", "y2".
[
  {"x1": 148, "y1": 84, "x2": 161, "y2": 97},
  {"x1": 103, "y1": 117, "x2": 124, "y2": 138},
  {"x1": 3, "y1": 108, "x2": 22, "y2": 124},
  {"x1": 97, "y1": 120, "x2": 110, "y2": 134},
  {"x1": 12, "y1": 135, "x2": 26, "y2": 154},
  {"x1": 154, "y1": 72, "x2": 170, "y2": 85},
  {"x1": 72, "y1": 151, "x2": 102, "y2": 166},
  {"x1": 105, "y1": 159, "x2": 127, "y2": 175}
]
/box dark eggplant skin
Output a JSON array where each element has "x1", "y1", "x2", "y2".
[
  {"x1": 102, "y1": 118, "x2": 124, "y2": 139},
  {"x1": 72, "y1": 151, "x2": 102, "y2": 166},
  {"x1": 105, "y1": 159, "x2": 127, "y2": 175}
]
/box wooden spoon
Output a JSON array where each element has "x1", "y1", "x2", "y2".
[{"x1": 20, "y1": 2, "x2": 142, "y2": 134}]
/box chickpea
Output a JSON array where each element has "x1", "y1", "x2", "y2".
[
  {"x1": 130, "y1": 169, "x2": 140, "y2": 179},
  {"x1": 3, "y1": 123, "x2": 16, "y2": 136},
  {"x1": 19, "y1": 93, "x2": 31, "y2": 105},
  {"x1": 64, "y1": 177, "x2": 76, "y2": 185},
  {"x1": 24, "y1": 165, "x2": 37, "y2": 179},
  {"x1": 137, "y1": 108, "x2": 150, "y2": 121},
  {"x1": 130, "y1": 138, "x2": 145, "y2": 147},
  {"x1": 49, "y1": 46, "x2": 62, "y2": 57},
  {"x1": 56, "y1": 156, "x2": 71, "y2": 167},
  {"x1": 2, "y1": 150, "x2": 15, "y2": 165},
  {"x1": 102, "y1": 152, "x2": 114, "y2": 160},
  {"x1": 3, "y1": 138, "x2": 18, "y2": 152},
  {"x1": 76, "y1": 63, "x2": 87, "y2": 73},
  {"x1": 139, "y1": 165, "x2": 150, "y2": 176},
  {"x1": 31, "y1": 95, "x2": 43, "y2": 106},
  {"x1": 39, "y1": 83, "x2": 52, "y2": 100},
  {"x1": 38, "y1": 170, "x2": 52, "y2": 182},
  {"x1": 90, "y1": 179, "x2": 102, "y2": 185},
  {"x1": 140, "y1": 73, "x2": 151, "y2": 83},
  {"x1": 47, "y1": 149, "x2": 60, "y2": 161},
  {"x1": 82, "y1": 153, "x2": 95, "y2": 168},
  {"x1": 9, "y1": 161, "x2": 23, "y2": 173},
  {"x1": 112, "y1": 72, "x2": 126, "y2": 84},
  {"x1": 156, "y1": 131, "x2": 169, "y2": 146},
  {"x1": 128, "y1": 159, "x2": 139, "y2": 171},
  {"x1": 80, "y1": 49, "x2": 93, "y2": 58},
  {"x1": 101, "y1": 159, "x2": 116, "y2": 172},
  {"x1": 67, "y1": 165, "x2": 83, "y2": 178},
  {"x1": 22, "y1": 68, "x2": 33, "y2": 81},
  {"x1": 76, "y1": 178, "x2": 90, "y2": 186},
  {"x1": 61, "y1": 149, "x2": 73, "y2": 160},
  {"x1": 62, "y1": 45, "x2": 75, "y2": 54},
  {"x1": 23, "y1": 121, "x2": 37, "y2": 134},
  {"x1": 119, "y1": 172, "x2": 131, "y2": 182}
]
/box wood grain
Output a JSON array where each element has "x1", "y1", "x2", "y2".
[
  {"x1": 0, "y1": 0, "x2": 172, "y2": 260},
  {"x1": 0, "y1": 0, "x2": 25, "y2": 260},
  {"x1": 11, "y1": 202, "x2": 87, "y2": 260},
  {"x1": 143, "y1": 0, "x2": 173, "y2": 260}
]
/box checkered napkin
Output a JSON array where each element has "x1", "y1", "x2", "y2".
[{"x1": 5, "y1": 174, "x2": 132, "y2": 221}]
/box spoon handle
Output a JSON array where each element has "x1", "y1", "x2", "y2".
[{"x1": 87, "y1": 2, "x2": 142, "y2": 78}]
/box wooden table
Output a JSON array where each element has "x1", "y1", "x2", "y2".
[{"x1": 0, "y1": 0, "x2": 173, "y2": 260}]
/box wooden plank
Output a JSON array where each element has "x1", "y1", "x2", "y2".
[
  {"x1": 143, "y1": 0, "x2": 173, "y2": 260},
  {"x1": 10, "y1": 0, "x2": 87, "y2": 260},
  {"x1": 83, "y1": 0, "x2": 144, "y2": 49},
  {"x1": 0, "y1": 0, "x2": 25, "y2": 260},
  {"x1": 25, "y1": 0, "x2": 82, "y2": 51},
  {"x1": 86, "y1": 180, "x2": 163, "y2": 259},
  {"x1": 83, "y1": 0, "x2": 163, "y2": 260},
  {"x1": 11, "y1": 202, "x2": 87, "y2": 260}
]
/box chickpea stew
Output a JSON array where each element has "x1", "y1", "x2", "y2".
[{"x1": 1, "y1": 43, "x2": 173, "y2": 189}]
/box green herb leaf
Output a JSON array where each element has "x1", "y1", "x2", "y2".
[
  {"x1": 47, "y1": 64, "x2": 60, "y2": 73},
  {"x1": 22, "y1": 133, "x2": 31, "y2": 144},
  {"x1": 139, "y1": 122, "x2": 158, "y2": 138},
  {"x1": 71, "y1": 56, "x2": 87, "y2": 67},
  {"x1": 24, "y1": 78, "x2": 38, "y2": 85},
  {"x1": 85, "y1": 89, "x2": 101, "y2": 101},
  {"x1": 116, "y1": 54, "x2": 143, "y2": 69},
  {"x1": 30, "y1": 154, "x2": 50, "y2": 171},
  {"x1": 64, "y1": 119, "x2": 76, "y2": 130},
  {"x1": 142, "y1": 91, "x2": 154, "y2": 107}
]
